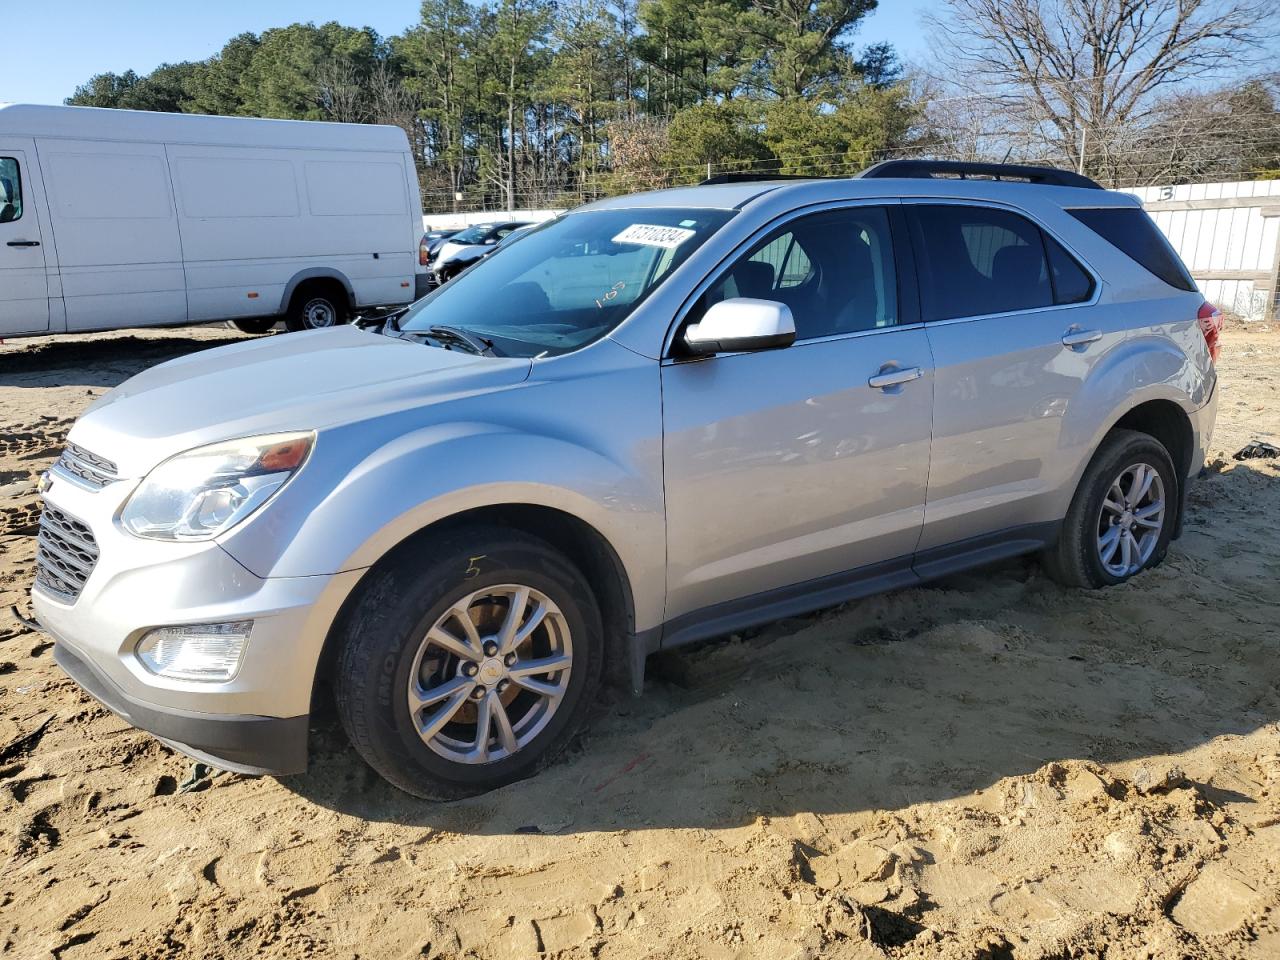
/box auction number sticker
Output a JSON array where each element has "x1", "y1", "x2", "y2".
[{"x1": 612, "y1": 224, "x2": 696, "y2": 249}]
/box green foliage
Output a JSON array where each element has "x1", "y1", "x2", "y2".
[
  {"x1": 663, "y1": 102, "x2": 774, "y2": 180},
  {"x1": 183, "y1": 34, "x2": 261, "y2": 116},
  {"x1": 62, "y1": 0, "x2": 930, "y2": 208},
  {"x1": 67, "y1": 64, "x2": 198, "y2": 113},
  {"x1": 234, "y1": 23, "x2": 384, "y2": 119},
  {"x1": 763, "y1": 84, "x2": 920, "y2": 176}
]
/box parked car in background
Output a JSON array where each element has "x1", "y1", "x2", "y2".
[
  {"x1": 419, "y1": 228, "x2": 459, "y2": 266},
  {"x1": 430, "y1": 223, "x2": 536, "y2": 284},
  {"x1": 428, "y1": 220, "x2": 531, "y2": 286},
  {"x1": 35, "y1": 161, "x2": 1220, "y2": 801},
  {"x1": 0, "y1": 103, "x2": 428, "y2": 337}
]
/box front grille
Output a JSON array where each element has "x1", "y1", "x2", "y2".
[
  {"x1": 34, "y1": 505, "x2": 99, "y2": 603},
  {"x1": 54, "y1": 442, "x2": 119, "y2": 489}
]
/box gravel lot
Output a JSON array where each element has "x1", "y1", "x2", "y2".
[{"x1": 1, "y1": 321, "x2": 1278, "y2": 960}]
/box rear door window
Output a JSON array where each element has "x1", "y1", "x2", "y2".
[
  {"x1": 1068, "y1": 207, "x2": 1195, "y2": 291},
  {"x1": 908, "y1": 205, "x2": 1053, "y2": 321},
  {"x1": 0, "y1": 158, "x2": 22, "y2": 223},
  {"x1": 908, "y1": 205, "x2": 1095, "y2": 320}
]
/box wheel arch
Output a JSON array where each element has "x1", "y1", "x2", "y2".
[
  {"x1": 1070, "y1": 394, "x2": 1196, "y2": 541},
  {"x1": 279, "y1": 268, "x2": 356, "y2": 314},
  {"x1": 314, "y1": 502, "x2": 639, "y2": 703},
  {"x1": 1110, "y1": 398, "x2": 1195, "y2": 481}
]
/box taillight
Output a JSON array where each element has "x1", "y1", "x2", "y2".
[
  {"x1": 419, "y1": 234, "x2": 430, "y2": 267},
  {"x1": 1197, "y1": 301, "x2": 1223, "y2": 362}
]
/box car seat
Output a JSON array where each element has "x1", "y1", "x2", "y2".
[{"x1": 991, "y1": 245, "x2": 1051, "y2": 312}]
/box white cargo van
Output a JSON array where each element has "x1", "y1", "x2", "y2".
[{"x1": 0, "y1": 104, "x2": 428, "y2": 337}]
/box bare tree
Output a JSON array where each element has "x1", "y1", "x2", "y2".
[
  {"x1": 600, "y1": 116, "x2": 675, "y2": 194},
  {"x1": 314, "y1": 58, "x2": 370, "y2": 124},
  {"x1": 925, "y1": 0, "x2": 1275, "y2": 174},
  {"x1": 1099, "y1": 73, "x2": 1280, "y2": 184}
]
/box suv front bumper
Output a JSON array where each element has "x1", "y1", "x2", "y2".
[
  {"x1": 31, "y1": 473, "x2": 364, "y2": 776},
  {"x1": 52, "y1": 639, "x2": 309, "y2": 775}
]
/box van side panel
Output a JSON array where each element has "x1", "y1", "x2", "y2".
[
  {"x1": 36, "y1": 139, "x2": 188, "y2": 331},
  {"x1": 168, "y1": 145, "x2": 415, "y2": 321},
  {"x1": 302, "y1": 157, "x2": 416, "y2": 307}
]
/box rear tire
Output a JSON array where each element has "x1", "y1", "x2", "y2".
[
  {"x1": 1042, "y1": 428, "x2": 1178, "y2": 589},
  {"x1": 230, "y1": 317, "x2": 278, "y2": 335},
  {"x1": 334, "y1": 527, "x2": 603, "y2": 799},
  {"x1": 286, "y1": 288, "x2": 348, "y2": 332}
]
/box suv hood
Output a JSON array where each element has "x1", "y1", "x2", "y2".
[{"x1": 69, "y1": 326, "x2": 532, "y2": 479}]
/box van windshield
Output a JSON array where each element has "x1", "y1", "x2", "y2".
[{"x1": 399, "y1": 208, "x2": 735, "y2": 356}]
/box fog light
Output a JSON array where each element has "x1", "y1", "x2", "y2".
[{"x1": 135, "y1": 621, "x2": 252, "y2": 682}]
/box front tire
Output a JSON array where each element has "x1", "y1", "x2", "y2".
[
  {"x1": 1042, "y1": 428, "x2": 1178, "y2": 589},
  {"x1": 334, "y1": 528, "x2": 603, "y2": 799}
]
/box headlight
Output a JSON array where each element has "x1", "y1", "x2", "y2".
[{"x1": 120, "y1": 432, "x2": 314, "y2": 541}]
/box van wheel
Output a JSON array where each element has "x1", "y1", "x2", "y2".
[
  {"x1": 1042, "y1": 428, "x2": 1178, "y2": 589},
  {"x1": 230, "y1": 317, "x2": 278, "y2": 335},
  {"x1": 334, "y1": 528, "x2": 603, "y2": 799},
  {"x1": 286, "y1": 289, "x2": 348, "y2": 331}
]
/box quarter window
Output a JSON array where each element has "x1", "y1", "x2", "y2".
[
  {"x1": 1068, "y1": 207, "x2": 1194, "y2": 291},
  {"x1": 1045, "y1": 233, "x2": 1095, "y2": 304},
  {"x1": 695, "y1": 207, "x2": 899, "y2": 341},
  {"x1": 0, "y1": 158, "x2": 21, "y2": 223}
]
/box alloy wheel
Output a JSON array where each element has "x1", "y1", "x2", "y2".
[
  {"x1": 406, "y1": 584, "x2": 573, "y2": 764},
  {"x1": 1096, "y1": 461, "x2": 1166, "y2": 578}
]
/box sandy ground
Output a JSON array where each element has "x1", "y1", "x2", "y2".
[{"x1": 0, "y1": 321, "x2": 1278, "y2": 960}]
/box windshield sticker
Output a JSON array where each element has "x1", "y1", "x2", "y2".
[{"x1": 612, "y1": 224, "x2": 696, "y2": 249}]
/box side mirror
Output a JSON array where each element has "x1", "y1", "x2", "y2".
[{"x1": 683, "y1": 298, "x2": 796, "y2": 356}]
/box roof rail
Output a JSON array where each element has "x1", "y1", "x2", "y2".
[
  {"x1": 699, "y1": 172, "x2": 829, "y2": 185},
  {"x1": 857, "y1": 159, "x2": 1103, "y2": 190}
]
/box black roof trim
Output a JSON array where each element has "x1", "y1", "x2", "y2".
[{"x1": 857, "y1": 159, "x2": 1103, "y2": 190}]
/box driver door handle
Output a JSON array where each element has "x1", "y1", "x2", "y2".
[
  {"x1": 1061, "y1": 327, "x2": 1102, "y2": 348},
  {"x1": 868, "y1": 365, "x2": 923, "y2": 389},
  {"x1": 6, "y1": 240, "x2": 40, "y2": 247}
]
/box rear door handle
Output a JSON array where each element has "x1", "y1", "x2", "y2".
[
  {"x1": 1061, "y1": 328, "x2": 1102, "y2": 348},
  {"x1": 868, "y1": 365, "x2": 923, "y2": 389},
  {"x1": 6, "y1": 240, "x2": 40, "y2": 247}
]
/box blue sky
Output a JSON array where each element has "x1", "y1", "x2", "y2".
[{"x1": 0, "y1": 0, "x2": 932, "y2": 107}]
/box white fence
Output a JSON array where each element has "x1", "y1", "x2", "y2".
[
  {"x1": 423, "y1": 209, "x2": 563, "y2": 231},
  {"x1": 1125, "y1": 180, "x2": 1280, "y2": 321}
]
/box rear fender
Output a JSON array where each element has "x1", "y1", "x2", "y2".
[{"x1": 1056, "y1": 326, "x2": 1204, "y2": 514}]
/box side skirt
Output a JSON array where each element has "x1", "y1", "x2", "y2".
[{"x1": 624, "y1": 521, "x2": 1060, "y2": 694}]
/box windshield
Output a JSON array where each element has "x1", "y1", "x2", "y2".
[
  {"x1": 452, "y1": 224, "x2": 496, "y2": 244},
  {"x1": 399, "y1": 208, "x2": 735, "y2": 357}
]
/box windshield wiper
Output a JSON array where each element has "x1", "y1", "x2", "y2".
[{"x1": 424, "y1": 324, "x2": 501, "y2": 357}]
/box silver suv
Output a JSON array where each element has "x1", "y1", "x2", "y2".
[{"x1": 33, "y1": 161, "x2": 1221, "y2": 799}]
